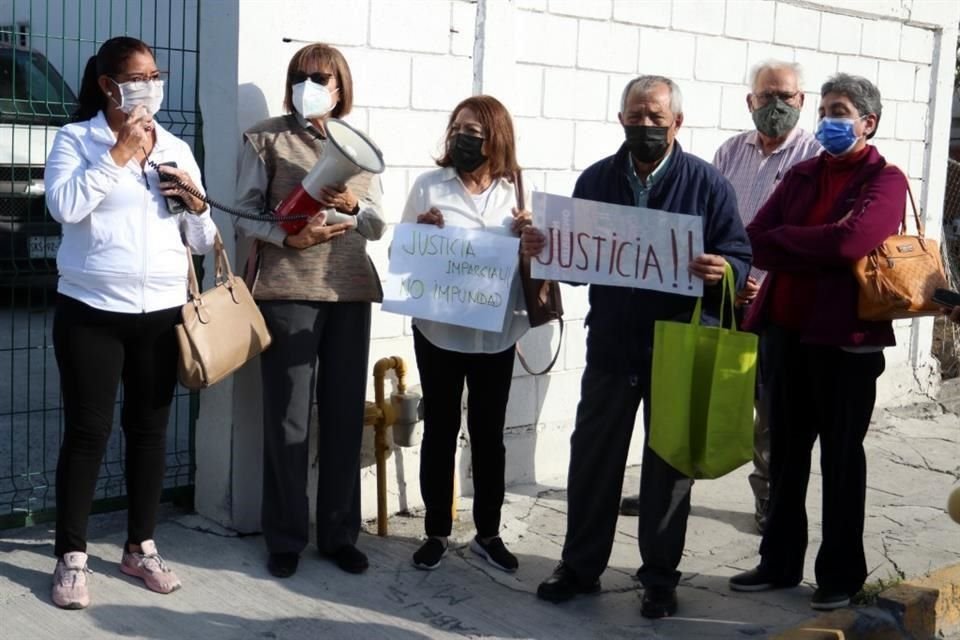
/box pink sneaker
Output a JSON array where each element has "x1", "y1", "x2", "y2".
[
  {"x1": 52, "y1": 551, "x2": 91, "y2": 609},
  {"x1": 120, "y1": 539, "x2": 182, "y2": 594}
]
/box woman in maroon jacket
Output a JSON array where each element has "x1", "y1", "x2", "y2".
[{"x1": 728, "y1": 74, "x2": 905, "y2": 611}]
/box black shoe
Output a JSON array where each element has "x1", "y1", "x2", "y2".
[
  {"x1": 536, "y1": 563, "x2": 601, "y2": 603},
  {"x1": 326, "y1": 544, "x2": 369, "y2": 574},
  {"x1": 412, "y1": 537, "x2": 447, "y2": 571},
  {"x1": 620, "y1": 494, "x2": 641, "y2": 517},
  {"x1": 729, "y1": 567, "x2": 798, "y2": 592},
  {"x1": 810, "y1": 588, "x2": 850, "y2": 611},
  {"x1": 640, "y1": 586, "x2": 678, "y2": 619},
  {"x1": 470, "y1": 536, "x2": 518, "y2": 573},
  {"x1": 267, "y1": 552, "x2": 299, "y2": 578}
]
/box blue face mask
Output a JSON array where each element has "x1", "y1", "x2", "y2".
[{"x1": 815, "y1": 116, "x2": 863, "y2": 156}]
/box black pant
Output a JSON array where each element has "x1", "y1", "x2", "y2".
[
  {"x1": 413, "y1": 326, "x2": 515, "y2": 538},
  {"x1": 259, "y1": 301, "x2": 370, "y2": 555},
  {"x1": 53, "y1": 294, "x2": 180, "y2": 557},
  {"x1": 561, "y1": 364, "x2": 693, "y2": 588},
  {"x1": 759, "y1": 327, "x2": 885, "y2": 595}
]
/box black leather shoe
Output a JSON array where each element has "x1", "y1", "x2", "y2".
[
  {"x1": 620, "y1": 494, "x2": 641, "y2": 516},
  {"x1": 326, "y1": 544, "x2": 369, "y2": 574},
  {"x1": 267, "y1": 552, "x2": 299, "y2": 578},
  {"x1": 729, "y1": 567, "x2": 799, "y2": 592},
  {"x1": 810, "y1": 587, "x2": 850, "y2": 611},
  {"x1": 640, "y1": 586, "x2": 678, "y2": 619},
  {"x1": 536, "y1": 563, "x2": 601, "y2": 603}
]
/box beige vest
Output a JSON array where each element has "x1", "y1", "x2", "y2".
[{"x1": 244, "y1": 115, "x2": 382, "y2": 303}]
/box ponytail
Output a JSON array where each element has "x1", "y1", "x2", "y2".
[
  {"x1": 73, "y1": 55, "x2": 105, "y2": 122},
  {"x1": 71, "y1": 37, "x2": 153, "y2": 122}
]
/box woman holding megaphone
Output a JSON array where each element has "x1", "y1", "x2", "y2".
[{"x1": 235, "y1": 43, "x2": 385, "y2": 579}]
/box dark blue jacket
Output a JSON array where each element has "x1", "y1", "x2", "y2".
[{"x1": 573, "y1": 142, "x2": 752, "y2": 376}]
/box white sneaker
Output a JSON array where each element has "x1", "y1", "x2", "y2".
[{"x1": 51, "y1": 551, "x2": 91, "y2": 609}]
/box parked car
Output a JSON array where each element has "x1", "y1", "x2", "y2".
[{"x1": 0, "y1": 44, "x2": 76, "y2": 289}]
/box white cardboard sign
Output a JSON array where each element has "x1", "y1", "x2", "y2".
[
  {"x1": 382, "y1": 223, "x2": 520, "y2": 332},
  {"x1": 530, "y1": 191, "x2": 704, "y2": 296}
]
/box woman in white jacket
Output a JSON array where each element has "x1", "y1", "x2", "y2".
[{"x1": 43, "y1": 36, "x2": 216, "y2": 609}]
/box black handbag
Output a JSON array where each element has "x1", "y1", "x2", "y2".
[{"x1": 515, "y1": 171, "x2": 563, "y2": 375}]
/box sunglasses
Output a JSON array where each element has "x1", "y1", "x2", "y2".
[{"x1": 290, "y1": 71, "x2": 332, "y2": 86}]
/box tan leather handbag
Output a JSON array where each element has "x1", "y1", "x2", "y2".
[
  {"x1": 853, "y1": 178, "x2": 948, "y2": 321},
  {"x1": 176, "y1": 233, "x2": 272, "y2": 390}
]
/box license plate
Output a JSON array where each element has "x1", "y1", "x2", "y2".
[{"x1": 28, "y1": 235, "x2": 60, "y2": 259}]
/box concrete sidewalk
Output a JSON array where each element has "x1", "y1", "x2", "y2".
[{"x1": 1, "y1": 403, "x2": 958, "y2": 640}]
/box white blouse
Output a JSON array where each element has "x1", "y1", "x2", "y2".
[{"x1": 400, "y1": 167, "x2": 530, "y2": 354}]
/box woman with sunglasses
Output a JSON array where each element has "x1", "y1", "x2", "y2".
[
  {"x1": 403, "y1": 95, "x2": 532, "y2": 573},
  {"x1": 43, "y1": 36, "x2": 217, "y2": 608},
  {"x1": 235, "y1": 43, "x2": 385, "y2": 579}
]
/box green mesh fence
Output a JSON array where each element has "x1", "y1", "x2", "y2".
[{"x1": 0, "y1": 0, "x2": 202, "y2": 528}]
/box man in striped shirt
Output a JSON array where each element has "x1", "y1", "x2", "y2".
[{"x1": 715, "y1": 60, "x2": 821, "y2": 533}]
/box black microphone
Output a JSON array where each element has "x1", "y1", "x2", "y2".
[{"x1": 282, "y1": 37, "x2": 311, "y2": 43}]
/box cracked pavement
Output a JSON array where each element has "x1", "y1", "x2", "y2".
[{"x1": 1, "y1": 402, "x2": 958, "y2": 639}]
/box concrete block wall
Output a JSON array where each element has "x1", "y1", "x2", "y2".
[{"x1": 197, "y1": 0, "x2": 960, "y2": 531}]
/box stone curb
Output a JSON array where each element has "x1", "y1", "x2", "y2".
[{"x1": 773, "y1": 564, "x2": 960, "y2": 640}]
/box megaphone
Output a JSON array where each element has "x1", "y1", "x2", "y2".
[{"x1": 275, "y1": 118, "x2": 386, "y2": 234}]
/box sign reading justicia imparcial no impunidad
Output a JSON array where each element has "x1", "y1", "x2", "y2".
[{"x1": 382, "y1": 224, "x2": 520, "y2": 332}]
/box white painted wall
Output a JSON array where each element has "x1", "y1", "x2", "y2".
[{"x1": 192, "y1": 0, "x2": 960, "y2": 531}]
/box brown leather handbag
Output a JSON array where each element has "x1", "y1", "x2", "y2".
[
  {"x1": 515, "y1": 172, "x2": 564, "y2": 374},
  {"x1": 516, "y1": 172, "x2": 563, "y2": 327},
  {"x1": 853, "y1": 177, "x2": 948, "y2": 321},
  {"x1": 176, "y1": 233, "x2": 272, "y2": 389}
]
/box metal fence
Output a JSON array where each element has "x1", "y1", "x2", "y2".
[{"x1": 0, "y1": 0, "x2": 201, "y2": 529}]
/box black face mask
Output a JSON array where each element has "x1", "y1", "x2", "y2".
[
  {"x1": 623, "y1": 125, "x2": 670, "y2": 163},
  {"x1": 450, "y1": 134, "x2": 487, "y2": 173}
]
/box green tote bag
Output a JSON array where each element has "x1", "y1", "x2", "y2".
[{"x1": 649, "y1": 264, "x2": 758, "y2": 479}]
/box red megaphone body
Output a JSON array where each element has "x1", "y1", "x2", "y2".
[{"x1": 275, "y1": 118, "x2": 385, "y2": 234}]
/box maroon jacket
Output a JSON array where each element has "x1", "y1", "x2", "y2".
[{"x1": 744, "y1": 145, "x2": 906, "y2": 346}]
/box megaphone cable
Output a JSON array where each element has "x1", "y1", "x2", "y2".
[{"x1": 144, "y1": 153, "x2": 312, "y2": 223}]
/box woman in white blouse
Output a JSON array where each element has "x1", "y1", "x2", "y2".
[{"x1": 402, "y1": 95, "x2": 531, "y2": 573}]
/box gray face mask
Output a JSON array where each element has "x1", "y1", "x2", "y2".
[{"x1": 751, "y1": 98, "x2": 801, "y2": 139}]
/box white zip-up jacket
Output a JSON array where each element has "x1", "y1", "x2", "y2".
[{"x1": 45, "y1": 111, "x2": 217, "y2": 313}]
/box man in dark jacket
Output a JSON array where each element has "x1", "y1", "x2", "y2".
[{"x1": 522, "y1": 75, "x2": 752, "y2": 619}]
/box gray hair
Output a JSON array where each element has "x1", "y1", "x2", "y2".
[
  {"x1": 620, "y1": 75, "x2": 683, "y2": 115},
  {"x1": 821, "y1": 73, "x2": 882, "y2": 139},
  {"x1": 749, "y1": 60, "x2": 804, "y2": 92}
]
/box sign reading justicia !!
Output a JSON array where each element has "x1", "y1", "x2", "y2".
[
  {"x1": 382, "y1": 223, "x2": 520, "y2": 332},
  {"x1": 530, "y1": 192, "x2": 704, "y2": 297}
]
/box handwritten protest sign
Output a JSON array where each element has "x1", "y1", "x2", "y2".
[
  {"x1": 382, "y1": 223, "x2": 520, "y2": 332},
  {"x1": 530, "y1": 192, "x2": 704, "y2": 297}
]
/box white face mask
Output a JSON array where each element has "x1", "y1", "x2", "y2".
[
  {"x1": 111, "y1": 78, "x2": 164, "y2": 116},
  {"x1": 292, "y1": 80, "x2": 337, "y2": 119}
]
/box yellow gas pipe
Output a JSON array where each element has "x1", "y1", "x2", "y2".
[{"x1": 365, "y1": 356, "x2": 407, "y2": 536}]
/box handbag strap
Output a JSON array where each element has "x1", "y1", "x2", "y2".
[
  {"x1": 514, "y1": 171, "x2": 525, "y2": 212},
  {"x1": 516, "y1": 317, "x2": 564, "y2": 376},
  {"x1": 904, "y1": 179, "x2": 922, "y2": 236},
  {"x1": 513, "y1": 168, "x2": 564, "y2": 375},
  {"x1": 183, "y1": 231, "x2": 231, "y2": 303}
]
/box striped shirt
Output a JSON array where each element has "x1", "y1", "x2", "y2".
[
  {"x1": 713, "y1": 128, "x2": 821, "y2": 281},
  {"x1": 713, "y1": 128, "x2": 822, "y2": 228}
]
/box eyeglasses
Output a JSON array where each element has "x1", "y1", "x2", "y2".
[
  {"x1": 449, "y1": 124, "x2": 485, "y2": 139},
  {"x1": 290, "y1": 71, "x2": 332, "y2": 86},
  {"x1": 112, "y1": 71, "x2": 165, "y2": 83},
  {"x1": 754, "y1": 90, "x2": 800, "y2": 104}
]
